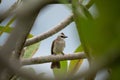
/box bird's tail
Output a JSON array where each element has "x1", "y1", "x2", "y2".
[{"x1": 51, "y1": 61, "x2": 60, "y2": 69}]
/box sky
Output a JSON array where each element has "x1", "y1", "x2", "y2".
[{"x1": 0, "y1": 0, "x2": 108, "y2": 79}]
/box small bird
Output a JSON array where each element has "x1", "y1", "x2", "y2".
[{"x1": 51, "y1": 33, "x2": 67, "y2": 69}]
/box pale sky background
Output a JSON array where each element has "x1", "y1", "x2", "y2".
[{"x1": 0, "y1": 0, "x2": 108, "y2": 79}]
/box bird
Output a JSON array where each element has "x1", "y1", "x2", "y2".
[{"x1": 51, "y1": 33, "x2": 67, "y2": 69}]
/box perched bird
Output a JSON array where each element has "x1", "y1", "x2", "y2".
[{"x1": 51, "y1": 33, "x2": 67, "y2": 69}]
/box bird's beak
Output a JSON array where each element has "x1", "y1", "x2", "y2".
[{"x1": 63, "y1": 36, "x2": 68, "y2": 38}]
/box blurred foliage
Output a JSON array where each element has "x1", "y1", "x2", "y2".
[
  {"x1": 15, "y1": 67, "x2": 45, "y2": 80},
  {"x1": 11, "y1": 67, "x2": 36, "y2": 80},
  {"x1": 67, "y1": 45, "x2": 83, "y2": 76},
  {"x1": 72, "y1": 0, "x2": 120, "y2": 80},
  {"x1": 0, "y1": 25, "x2": 33, "y2": 38},
  {"x1": 0, "y1": 16, "x2": 33, "y2": 38},
  {"x1": 0, "y1": 26, "x2": 12, "y2": 33},
  {"x1": 58, "y1": 0, "x2": 71, "y2": 3},
  {"x1": 0, "y1": 16, "x2": 16, "y2": 36}
]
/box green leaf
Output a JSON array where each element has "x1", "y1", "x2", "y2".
[
  {"x1": 23, "y1": 42, "x2": 40, "y2": 58},
  {"x1": 28, "y1": 34, "x2": 34, "y2": 38},
  {"x1": 0, "y1": 26, "x2": 13, "y2": 33},
  {"x1": 67, "y1": 45, "x2": 84, "y2": 76},
  {"x1": 52, "y1": 60, "x2": 68, "y2": 79}
]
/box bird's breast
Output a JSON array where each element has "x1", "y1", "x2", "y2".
[{"x1": 53, "y1": 40, "x2": 65, "y2": 54}]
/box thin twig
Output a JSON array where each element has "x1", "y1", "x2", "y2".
[{"x1": 21, "y1": 52, "x2": 86, "y2": 65}]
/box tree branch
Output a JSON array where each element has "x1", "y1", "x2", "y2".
[
  {"x1": 21, "y1": 52, "x2": 86, "y2": 65},
  {"x1": 24, "y1": 14, "x2": 73, "y2": 47}
]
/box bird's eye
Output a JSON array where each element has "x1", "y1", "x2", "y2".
[{"x1": 61, "y1": 36, "x2": 64, "y2": 38}]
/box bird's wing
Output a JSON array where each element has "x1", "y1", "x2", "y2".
[{"x1": 51, "y1": 39, "x2": 55, "y2": 55}]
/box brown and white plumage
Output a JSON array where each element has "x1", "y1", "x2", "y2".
[{"x1": 51, "y1": 33, "x2": 67, "y2": 69}]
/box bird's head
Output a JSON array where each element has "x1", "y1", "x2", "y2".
[{"x1": 57, "y1": 32, "x2": 68, "y2": 39}]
